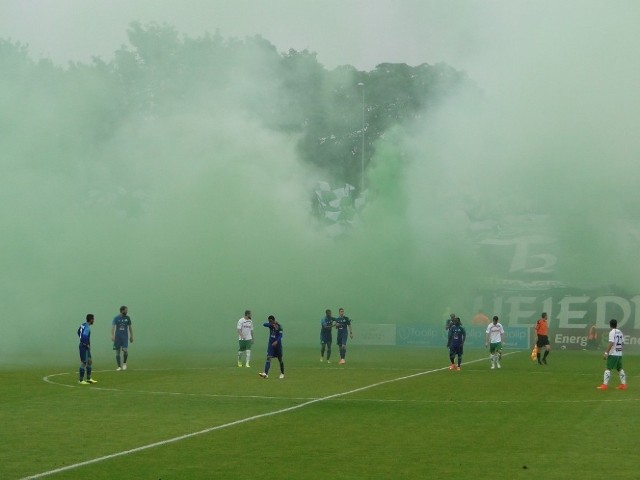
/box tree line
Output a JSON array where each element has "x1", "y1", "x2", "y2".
[{"x1": 1, "y1": 22, "x2": 474, "y2": 192}]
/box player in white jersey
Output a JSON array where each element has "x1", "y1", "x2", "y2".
[
  {"x1": 597, "y1": 319, "x2": 627, "y2": 390},
  {"x1": 485, "y1": 316, "x2": 505, "y2": 369},
  {"x1": 237, "y1": 310, "x2": 254, "y2": 367}
]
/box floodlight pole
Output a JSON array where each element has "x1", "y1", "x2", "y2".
[{"x1": 357, "y1": 82, "x2": 365, "y2": 194}]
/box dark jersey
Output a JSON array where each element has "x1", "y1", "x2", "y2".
[
  {"x1": 112, "y1": 314, "x2": 131, "y2": 337},
  {"x1": 335, "y1": 315, "x2": 351, "y2": 332},
  {"x1": 448, "y1": 324, "x2": 466, "y2": 346},
  {"x1": 321, "y1": 316, "x2": 334, "y2": 342},
  {"x1": 264, "y1": 321, "x2": 283, "y2": 355}
]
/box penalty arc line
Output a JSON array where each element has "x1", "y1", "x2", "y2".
[{"x1": 22, "y1": 354, "x2": 501, "y2": 479}]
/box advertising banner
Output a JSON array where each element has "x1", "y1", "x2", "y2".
[
  {"x1": 467, "y1": 216, "x2": 640, "y2": 352},
  {"x1": 396, "y1": 325, "x2": 530, "y2": 349},
  {"x1": 357, "y1": 323, "x2": 397, "y2": 345}
]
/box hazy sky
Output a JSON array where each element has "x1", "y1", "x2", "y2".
[
  {"x1": 3, "y1": 1, "x2": 637, "y2": 93},
  {"x1": 2, "y1": 1, "x2": 501, "y2": 75},
  {"x1": 2, "y1": 1, "x2": 640, "y2": 364}
]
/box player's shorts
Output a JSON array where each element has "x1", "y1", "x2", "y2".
[
  {"x1": 449, "y1": 344, "x2": 464, "y2": 356},
  {"x1": 320, "y1": 333, "x2": 332, "y2": 345},
  {"x1": 267, "y1": 344, "x2": 283, "y2": 359},
  {"x1": 489, "y1": 342, "x2": 502, "y2": 353},
  {"x1": 606, "y1": 355, "x2": 623, "y2": 371},
  {"x1": 238, "y1": 339, "x2": 252, "y2": 351},
  {"x1": 79, "y1": 344, "x2": 92, "y2": 363},
  {"x1": 536, "y1": 335, "x2": 550, "y2": 348},
  {"x1": 337, "y1": 331, "x2": 349, "y2": 346},
  {"x1": 114, "y1": 334, "x2": 129, "y2": 349}
]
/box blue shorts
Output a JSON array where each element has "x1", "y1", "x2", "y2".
[
  {"x1": 79, "y1": 344, "x2": 92, "y2": 363},
  {"x1": 449, "y1": 344, "x2": 464, "y2": 356},
  {"x1": 320, "y1": 333, "x2": 332, "y2": 345},
  {"x1": 267, "y1": 344, "x2": 283, "y2": 359},
  {"x1": 114, "y1": 334, "x2": 129, "y2": 349}
]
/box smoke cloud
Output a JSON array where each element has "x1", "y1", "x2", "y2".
[{"x1": 1, "y1": 1, "x2": 639, "y2": 365}]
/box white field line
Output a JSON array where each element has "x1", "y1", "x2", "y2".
[
  {"x1": 30, "y1": 352, "x2": 638, "y2": 479},
  {"x1": 25, "y1": 353, "x2": 503, "y2": 479}
]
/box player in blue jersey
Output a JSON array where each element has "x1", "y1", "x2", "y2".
[
  {"x1": 111, "y1": 305, "x2": 134, "y2": 371},
  {"x1": 77, "y1": 314, "x2": 98, "y2": 384},
  {"x1": 335, "y1": 308, "x2": 353, "y2": 365},
  {"x1": 447, "y1": 317, "x2": 466, "y2": 370},
  {"x1": 258, "y1": 315, "x2": 284, "y2": 379},
  {"x1": 320, "y1": 309, "x2": 335, "y2": 363}
]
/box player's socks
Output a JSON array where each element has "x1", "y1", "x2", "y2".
[
  {"x1": 79, "y1": 367, "x2": 85, "y2": 381},
  {"x1": 604, "y1": 369, "x2": 611, "y2": 385},
  {"x1": 123, "y1": 352, "x2": 128, "y2": 364},
  {"x1": 619, "y1": 369, "x2": 626, "y2": 384},
  {"x1": 264, "y1": 360, "x2": 271, "y2": 375},
  {"x1": 246, "y1": 351, "x2": 251, "y2": 365},
  {"x1": 116, "y1": 353, "x2": 121, "y2": 367}
]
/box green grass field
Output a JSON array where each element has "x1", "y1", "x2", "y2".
[{"x1": 2, "y1": 346, "x2": 637, "y2": 480}]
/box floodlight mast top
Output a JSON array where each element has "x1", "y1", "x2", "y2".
[{"x1": 357, "y1": 82, "x2": 365, "y2": 194}]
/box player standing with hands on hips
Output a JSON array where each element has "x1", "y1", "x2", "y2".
[
  {"x1": 112, "y1": 306, "x2": 133, "y2": 371},
  {"x1": 597, "y1": 319, "x2": 628, "y2": 390}
]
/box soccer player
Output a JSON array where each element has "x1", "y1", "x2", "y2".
[
  {"x1": 258, "y1": 315, "x2": 284, "y2": 379},
  {"x1": 237, "y1": 310, "x2": 254, "y2": 367},
  {"x1": 78, "y1": 314, "x2": 98, "y2": 384},
  {"x1": 597, "y1": 319, "x2": 628, "y2": 390},
  {"x1": 445, "y1": 313, "x2": 456, "y2": 331},
  {"x1": 111, "y1": 305, "x2": 133, "y2": 371},
  {"x1": 320, "y1": 309, "x2": 335, "y2": 363},
  {"x1": 447, "y1": 317, "x2": 466, "y2": 370},
  {"x1": 485, "y1": 315, "x2": 505, "y2": 369},
  {"x1": 335, "y1": 308, "x2": 353, "y2": 365},
  {"x1": 535, "y1": 312, "x2": 550, "y2": 365}
]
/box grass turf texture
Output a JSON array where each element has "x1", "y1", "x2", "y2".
[{"x1": 2, "y1": 346, "x2": 637, "y2": 479}]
